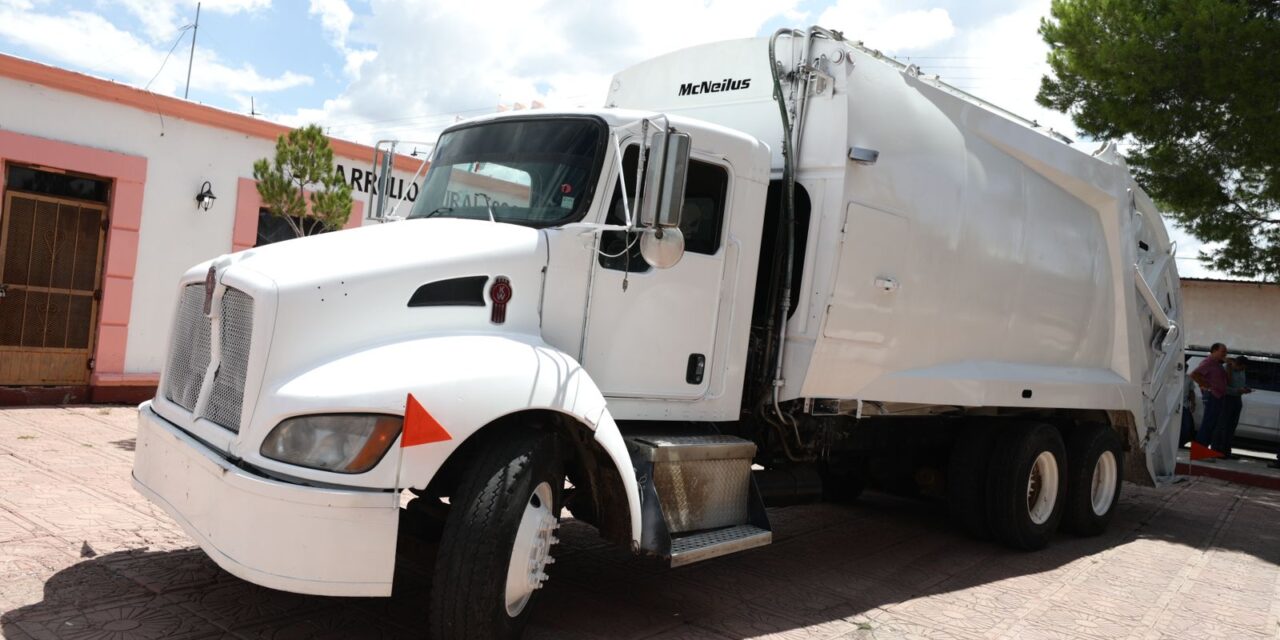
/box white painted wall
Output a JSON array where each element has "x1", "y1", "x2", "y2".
[
  {"x1": 1182, "y1": 279, "x2": 1280, "y2": 355},
  {"x1": 0, "y1": 76, "x2": 422, "y2": 374}
]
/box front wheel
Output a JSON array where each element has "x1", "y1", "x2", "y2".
[{"x1": 429, "y1": 430, "x2": 563, "y2": 640}]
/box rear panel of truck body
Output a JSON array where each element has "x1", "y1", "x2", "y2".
[{"x1": 608, "y1": 36, "x2": 1183, "y2": 483}]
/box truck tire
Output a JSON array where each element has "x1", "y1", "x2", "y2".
[
  {"x1": 947, "y1": 422, "x2": 1001, "y2": 539},
  {"x1": 984, "y1": 422, "x2": 1067, "y2": 550},
  {"x1": 1061, "y1": 424, "x2": 1123, "y2": 536},
  {"x1": 429, "y1": 429, "x2": 563, "y2": 640}
]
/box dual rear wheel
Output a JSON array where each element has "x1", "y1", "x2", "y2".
[{"x1": 948, "y1": 421, "x2": 1122, "y2": 549}]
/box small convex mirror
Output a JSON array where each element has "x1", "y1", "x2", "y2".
[
  {"x1": 639, "y1": 130, "x2": 691, "y2": 230},
  {"x1": 640, "y1": 226, "x2": 684, "y2": 269}
]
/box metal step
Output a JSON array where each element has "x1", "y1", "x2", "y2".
[{"x1": 670, "y1": 524, "x2": 772, "y2": 567}]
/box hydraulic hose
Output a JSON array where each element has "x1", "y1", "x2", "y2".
[{"x1": 767, "y1": 28, "x2": 806, "y2": 457}]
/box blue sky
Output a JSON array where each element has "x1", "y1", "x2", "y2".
[{"x1": 0, "y1": 0, "x2": 1222, "y2": 276}]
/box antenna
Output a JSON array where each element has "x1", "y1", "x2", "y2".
[
  {"x1": 250, "y1": 96, "x2": 260, "y2": 116},
  {"x1": 184, "y1": 2, "x2": 201, "y2": 99}
]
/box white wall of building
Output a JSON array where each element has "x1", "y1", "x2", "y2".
[{"x1": 1182, "y1": 279, "x2": 1280, "y2": 355}]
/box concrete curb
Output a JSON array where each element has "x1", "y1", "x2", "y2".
[{"x1": 1177, "y1": 462, "x2": 1280, "y2": 491}]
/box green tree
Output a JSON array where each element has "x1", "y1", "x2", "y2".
[
  {"x1": 252, "y1": 124, "x2": 354, "y2": 238},
  {"x1": 1037, "y1": 0, "x2": 1280, "y2": 280}
]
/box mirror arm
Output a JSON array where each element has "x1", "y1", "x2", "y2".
[{"x1": 610, "y1": 132, "x2": 634, "y2": 228}]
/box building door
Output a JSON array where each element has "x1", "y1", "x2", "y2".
[{"x1": 0, "y1": 165, "x2": 109, "y2": 385}]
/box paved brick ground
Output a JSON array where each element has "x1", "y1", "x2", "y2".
[{"x1": 1, "y1": 406, "x2": 1279, "y2": 639}]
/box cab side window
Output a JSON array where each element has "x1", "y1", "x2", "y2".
[
  {"x1": 599, "y1": 146, "x2": 729, "y2": 271},
  {"x1": 680, "y1": 161, "x2": 728, "y2": 255}
]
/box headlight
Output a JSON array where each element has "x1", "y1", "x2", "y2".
[{"x1": 260, "y1": 414, "x2": 403, "y2": 474}]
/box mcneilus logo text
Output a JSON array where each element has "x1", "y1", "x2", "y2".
[{"x1": 678, "y1": 78, "x2": 752, "y2": 96}]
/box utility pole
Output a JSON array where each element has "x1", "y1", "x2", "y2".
[{"x1": 184, "y1": 2, "x2": 201, "y2": 100}]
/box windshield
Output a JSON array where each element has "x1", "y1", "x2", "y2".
[{"x1": 408, "y1": 116, "x2": 608, "y2": 228}]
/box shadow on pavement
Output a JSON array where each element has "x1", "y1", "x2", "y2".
[{"x1": 4, "y1": 479, "x2": 1279, "y2": 640}]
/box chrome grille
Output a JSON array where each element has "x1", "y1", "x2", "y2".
[
  {"x1": 161, "y1": 282, "x2": 255, "y2": 433},
  {"x1": 163, "y1": 284, "x2": 212, "y2": 411},
  {"x1": 203, "y1": 288, "x2": 254, "y2": 432}
]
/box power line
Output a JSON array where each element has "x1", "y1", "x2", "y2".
[{"x1": 144, "y1": 25, "x2": 194, "y2": 92}]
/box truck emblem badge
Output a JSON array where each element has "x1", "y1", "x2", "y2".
[
  {"x1": 490, "y1": 276, "x2": 512, "y2": 324},
  {"x1": 203, "y1": 266, "x2": 217, "y2": 316}
]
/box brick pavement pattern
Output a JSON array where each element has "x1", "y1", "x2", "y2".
[{"x1": 1, "y1": 406, "x2": 1279, "y2": 639}]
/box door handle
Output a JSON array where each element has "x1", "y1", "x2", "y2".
[
  {"x1": 874, "y1": 277, "x2": 898, "y2": 292},
  {"x1": 0, "y1": 284, "x2": 7, "y2": 300}
]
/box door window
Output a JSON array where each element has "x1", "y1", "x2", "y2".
[{"x1": 599, "y1": 146, "x2": 729, "y2": 272}]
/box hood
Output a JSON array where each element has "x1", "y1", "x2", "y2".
[
  {"x1": 211, "y1": 218, "x2": 550, "y2": 402},
  {"x1": 227, "y1": 217, "x2": 544, "y2": 290}
]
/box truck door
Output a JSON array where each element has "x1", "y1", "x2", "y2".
[{"x1": 581, "y1": 146, "x2": 732, "y2": 399}]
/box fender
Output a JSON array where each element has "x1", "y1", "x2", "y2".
[{"x1": 267, "y1": 332, "x2": 643, "y2": 545}]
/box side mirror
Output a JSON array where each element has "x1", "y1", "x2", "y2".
[
  {"x1": 366, "y1": 139, "x2": 394, "y2": 220},
  {"x1": 639, "y1": 130, "x2": 691, "y2": 229}
]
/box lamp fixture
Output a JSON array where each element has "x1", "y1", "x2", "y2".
[{"x1": 196, "y1": 181, "x2": 216, "y2": 211}]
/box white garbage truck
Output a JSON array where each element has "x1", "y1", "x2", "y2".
[{"x1": 132, "y1": 27, "x2": 1185, "y2": 638}]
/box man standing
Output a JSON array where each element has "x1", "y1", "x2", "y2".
[
  {"x1": 1215, "y1": 355, "x2": 1253, "y2": 457},
  {"x1": 1190, "y1": 343, "x2": 1229, "y2": 449}
]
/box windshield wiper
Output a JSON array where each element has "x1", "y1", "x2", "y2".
[{"x1": 419, "y1": 206, "x2": 453, "y2": 219}]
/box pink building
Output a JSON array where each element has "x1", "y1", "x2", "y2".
[{"x1": 0, "y1": 54, "x2": 422, "y2": 404}]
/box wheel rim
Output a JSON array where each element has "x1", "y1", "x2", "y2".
[
  {"x1": 1026, "y1": 451, "x2": 1060, "y2": 525},
  {"x1": 504, "y1": 481, "x2": 558, "y2": 617},
  {"x1": 1090, "y1": 451, "x2": 1118, "y2": 516}
]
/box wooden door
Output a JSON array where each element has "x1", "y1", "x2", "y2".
[{"x1": 0, "y1": 192, "x2": 107, "y2": 385}]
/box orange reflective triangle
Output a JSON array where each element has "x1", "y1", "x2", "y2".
[
  {"x1": 1189, "y1": 441, "x2": 1223, "y2": 461},
  {"x1": 402, "y1": 393, "x2": 451, "y2": 447}
]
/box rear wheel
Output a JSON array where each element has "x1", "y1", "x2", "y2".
[
  {"x1": 429, "y1": 430, "x2": 563, "y2": 640},
  {"x1": 985, "y1": 423, "x2": 1067, "y2": 550},
  {"x1": 1062, "y1": 424, "x2": 1123, "y2": 536},
  {"x1": 947, "y1": 422, "x2": 1001, "y2": 539},
  {"x1": 821, "y1": 458, "x2": 868, "y2": 503}
]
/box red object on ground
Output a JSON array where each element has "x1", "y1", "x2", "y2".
[
  {"x1": 401, "y1": 393, "x2": 451, "y2": 447},
  {"x1": 1189, "y1": 442, "x2": 1224, "y2": 461}
]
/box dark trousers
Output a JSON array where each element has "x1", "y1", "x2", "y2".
[
  {"x1": 1180, "y1": 406, "x2": 1195, "y2": 447},
  {"x1": 1215, "y1": 395, "x2": 1243, "y2": 454},
  {"x1": 1196, "y1": 393, "x2": 1224, "y2": 447}
]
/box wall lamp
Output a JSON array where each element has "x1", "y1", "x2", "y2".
[{"x1": 196, "y1": 181, "x2": 217, "y2": 211}]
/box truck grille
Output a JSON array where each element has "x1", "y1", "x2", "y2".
[
  {"x1": 162, "y1": 283, "x2": 255, "y2": 433},
  {"x1": 164, "y1": 285, "x2": 212, "y2": 411}
]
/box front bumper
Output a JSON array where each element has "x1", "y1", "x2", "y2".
[{"x1": 131, "y1": 402, "x2": 399, "y2": 596}]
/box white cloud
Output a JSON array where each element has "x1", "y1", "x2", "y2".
[
  {"x1": 309, "y1": 0, "x2": 353, "y2": 49},
  {"x1": 925, "y1": 0, "x2": 1077, "y2": 142},
  {"x1": 106, "y1": 0, "x2": 271, "y2": 43},
  {"x1": 308, "y1": 0, "x2": 375, "y2": 80},
  {"x1": 0, "y1": 6, "x2": 309, "y2": 100},
  {"x1": 294, "y1": 0, "x2": 808, "y2": 142},
  {"x1": 817, "y1": 0, "x2": 956, "y2": 51}
]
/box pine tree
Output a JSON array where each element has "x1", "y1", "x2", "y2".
[
  {"x1": 1038, "y1": 0, "x2": 1280, "y2": 279},
  {"x1": 252, "y1": 124, "x2": 354, "y2": 238}
]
